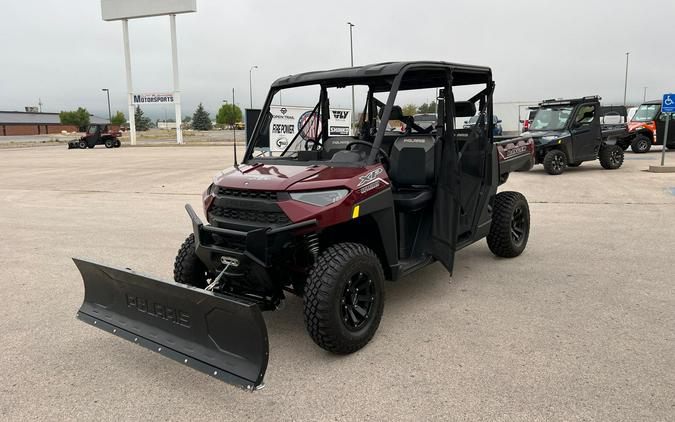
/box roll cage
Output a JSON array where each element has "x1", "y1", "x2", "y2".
[{"x1": 243, "y1": 61, "x2": 496, "y2": 166}]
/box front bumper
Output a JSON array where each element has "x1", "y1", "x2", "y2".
[{"x1": 186, "y1": 204, "x2": 316, "y2": 275}]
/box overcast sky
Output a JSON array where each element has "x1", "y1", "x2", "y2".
[{"x1": 1, "y1": 0, "x2": 674, "y2": 120}]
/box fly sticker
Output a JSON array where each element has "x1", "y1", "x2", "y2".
[{"x1": 356, "y1": 167, "x2": 389, "y2": 189}]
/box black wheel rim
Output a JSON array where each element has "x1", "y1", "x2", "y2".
[
  {"x1": 552, "y1": 154, "x2": 564, "y2": 171},
  {"x1": 511, "y1": 205, "x2": 526, "y2": 245},
  {"x1": 340, "y1": 272, "x2": 376, "y2": 330},
  {"x1": 610, "y1": 148, "x2": 620, "y2": 164}
]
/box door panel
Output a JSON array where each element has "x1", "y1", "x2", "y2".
[
  {"x1": 655, "y1": 113, "x2": 675, "y2": 145},
  {"x1": 570, "y1": 104, "x2": 601, "y2": 161}
]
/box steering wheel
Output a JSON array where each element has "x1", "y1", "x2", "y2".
[
  {"x1": 345, "y1": 141, "x2": 390, "y2": 167},
  {"x1": 303, "y1": 138, "x2": 322, "y2": 151}
]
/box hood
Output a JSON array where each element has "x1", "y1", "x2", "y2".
[
  {"x1": 627, "y1": 121, "x2": 653, "y2": 132},
  {"x1": 213, "y1": 163, "x2": 362, "y2": 191},
  {"x1": 520, "y1": 130, "x2": 570, "y2": 145}
]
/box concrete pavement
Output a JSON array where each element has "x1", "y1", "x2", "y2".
[{"x1": 0, "y1": 145, "x2": 673, "y2": 421}]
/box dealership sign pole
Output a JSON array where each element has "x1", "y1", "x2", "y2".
[{"x1": 101, "y1": 0, "x2": 196, "y2": 145}]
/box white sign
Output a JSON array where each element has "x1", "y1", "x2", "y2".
[
  {"x1": 132, "y1": 93, "x2": 175, "y2": 105},
  {"x1": 269, "y1": 105, "x2": 352, "y2": 152},
  {"x1": 101, "y1": 0, "x2": 197, "y2": 21}
]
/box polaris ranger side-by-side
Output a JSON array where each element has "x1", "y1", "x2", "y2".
[
  {"x1": 627, "y1": 100, "x2": 675, "y2": 153},
  {"x1": 74, "y1": 61, "x2": 534, "y2": 390},
  {"x1": 522, "y1": 96, "x2": 631, "y2": 175}
]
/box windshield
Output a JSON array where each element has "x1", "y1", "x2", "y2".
[
  {"x1": 530, "y1": 106, "x2": 574, "y2": 131},
  {"x1": 245, "y1": 80, "x2": 444, "y2": 165},
  {"x1": 631, "y1": 104, "x2": 659, "y2": 122}
]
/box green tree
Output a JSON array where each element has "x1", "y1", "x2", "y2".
[
  {"x1": 428, "y1": 101, "x2": 437, "y2": 113},
  {"x1": 402, "y1": 104, "x2": 417, "y2": 116},
  {"x1": 418, "y1": 103, "x2": 430, "y2": 113},
  {"x1": 216, "y1": 103, "x2": 242, "y2": 126},
  {"x1": 134, "y1": 106, "x2": 151, "y2": 131},
  {"x1": 59, "y1": 107, "x2": 90, "y2": 131},
  {"x1": 110, "y1": 111, "x2": 126, "y2": 126},
  {"x1": 192, "y1": 103, "x2": 213, "y2": 130}
]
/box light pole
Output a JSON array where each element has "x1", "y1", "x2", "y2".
[
  {"x1": 643, "y1": 86, "x2": 648, "y2": 102},
  {"x1": 101, "y1": 88, "x2": 111, "y2": 123},
  {"x1": 623, "y1": 52, "x2": 630, "y2": 106},
  {"x1": 249, "y1": 65, "x2": 258, "y2": 110},
  {"x1": 348, "y1": 22, "x2": 355, "y2": 125}
]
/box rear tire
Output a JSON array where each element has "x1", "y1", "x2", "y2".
[
  {"x1": 630, "y1": 134, "x2": 651, "y2": 153},
  {"x1": 173, "y1": 233, "x2": 209, "y2": 288},
  {"x1": 78, "y1": 140, "x2": 87, "y2": 149},
  {"x1": 303, "y1": 243, "x2": 385, "y2": 354},
  {"x1": 487, "y1": 191, "x2": 530, "y2": 258},
  {"x1": 599, "y1": 145, "x2": 624, "y2": 169},
  {"x1": 105, "y1": 139, "x2": 113, "y2": 148},
  {"x1": 542, "y1": 150, "x2": 567, "y2": 175},
  {"x1": 114, "y1": 139, "x2": 121, "y2": 148}
]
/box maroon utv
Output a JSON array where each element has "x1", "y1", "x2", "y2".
[{"x1": 74, "y1": 61, "x2": 534, "y2": 390}]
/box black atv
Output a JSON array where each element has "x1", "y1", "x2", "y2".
[{"x1": 522, "y1": 96, "x2": 631, "y2": 175}]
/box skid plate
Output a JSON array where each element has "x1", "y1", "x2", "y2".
[{"x1": 74, "y1": 258, "x2": 268, "y2": 389}]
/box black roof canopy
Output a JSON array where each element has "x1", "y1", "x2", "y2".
[{"x1": 271, "y1": 61, "x2": 492, "y2": 92}]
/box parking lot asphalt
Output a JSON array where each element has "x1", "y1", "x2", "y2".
[{"x1": 0, "y1": 145, "x2": 673, "y2": 421}]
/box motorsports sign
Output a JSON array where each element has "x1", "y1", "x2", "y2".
[
  {"x1": 269, "y1": 105, "x2": 352, "y2": 152},
  {"x1": 132, "y1": 93, "x2": 175, "y2": 105}
]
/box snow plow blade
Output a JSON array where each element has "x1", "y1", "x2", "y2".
[{"x1": 74, "y1": 258, "x2": 268, "y2": 390}]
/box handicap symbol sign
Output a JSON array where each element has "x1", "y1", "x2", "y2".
[{"x1": 662, "y1": 94, "x2": 675, "y2": 113}]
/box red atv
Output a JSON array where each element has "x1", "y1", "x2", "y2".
[
  {"x1": 74, "y1": 61, "x2": 534, "y2": 390},
  {"x1": 67, "y1": 124, "x2": 121, "y2": 149}
]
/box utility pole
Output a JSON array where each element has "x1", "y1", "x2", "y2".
[
  {"x1": 348, "y1": 22, "x2": 355, "y2": 126},
  {"x1": 101, "y1": 89, "x2": 111, "y2": 123},
  {"x1": 38, "y1": 98, "x2": 42, "y2": 113},
  {"x1": 232, "y1": 88, "x2": 236, "y2": 144},
  {"x1": 643, "y1": 86, "x2": 648, "y2": 102},
  {"x1": 623, "y1": 52, "x2": 630, "y2": 106},
  {"x1": 249, "y1": 65, "x2": 258, "y2": 110}
]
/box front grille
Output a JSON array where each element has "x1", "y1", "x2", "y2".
[
  {"x1": 217, "y1": 188, "x2": 278, "y2": 201},
  {"x1": 209, "y1": 205, "x2": 290, "y2": 225},
  {"x1": 211, "y1": 233, "x2": 246, "y2": 252}
]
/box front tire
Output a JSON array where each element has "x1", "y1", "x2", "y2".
[
  {"x1": 114, "y1": 139, "x2": 121, "y2": 148},
  {"x1": 173, "y1": 233, "x2": 209, "y2": 288},
  {"x1": 487, "y1": 191, "x2": 530, "y2": 258},
  {"x1": 105, "y1": 139, "x2": 114, "y2": 148},
  {"x1": 303, "y1": 243, "x2": 385, "y2": 354},
  {"x1": 631, "y1": 134, "x2": 651, "y2": 153},
  {"x1": 78, "y1": 140, "x2": 87, "y2": 149},
  {"x1": 599, "y1": 145, "x2": 624, "y2": 169},
  {"x1": 542, "y1": 150, "x2": 567, "y2": 175}
]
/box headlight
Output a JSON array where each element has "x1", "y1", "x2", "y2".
[
  {"x1": 289, "y1": 189, "x2": 348, "y2": 207},
  {"x1": 541, "y1": 136, "x2": 558, "y2": 142}
]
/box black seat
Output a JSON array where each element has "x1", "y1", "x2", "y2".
[{"x1": 388, "y1": 135, "x2": 437, "y2": 211}]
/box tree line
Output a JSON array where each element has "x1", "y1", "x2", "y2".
[{"x1": 59, "y1": 103, "x2": 243, "y2": 131}]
